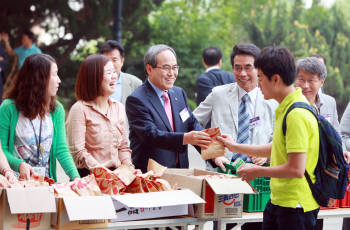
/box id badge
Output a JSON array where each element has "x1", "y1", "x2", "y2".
[
  {"x1": 322, "y1": 114, "x2": 332, "y2": 123},
  {"x1": 33, "y1": 166, "x2": 46, "y2": 177},
  {"x1": 249, "y1": 116, "x2": 261, "y2": 130},
  {"x1": 180, "y1": 107, "x2": 190, "y2": 122}
]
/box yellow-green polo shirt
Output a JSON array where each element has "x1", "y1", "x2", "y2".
[{"x1": 270, "y1": 88, "x2": 319, "y2": 212}]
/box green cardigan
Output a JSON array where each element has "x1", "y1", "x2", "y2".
[{"x1": 0, "y1": 99, "x2": 80, "y2": 181}]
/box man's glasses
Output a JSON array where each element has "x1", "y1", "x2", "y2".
[
  {"x1": 296, "y1": 78, "x2": 320, "y2": 85},
  {"x1": 233, "y1": 64, "x2": 255, "y2": 73},
  {"x1": 155, "y1": 65, "x2": 180, "y2": 73}
]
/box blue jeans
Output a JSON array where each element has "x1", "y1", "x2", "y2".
[{"x1": 263, "y1": 200, "x2": 319, "y2": 230}]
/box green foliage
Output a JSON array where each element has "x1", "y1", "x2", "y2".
[
  {"x1": 147, "y1": 0, "x2": 243, "y2": 100},
  {"x1": 238, "y1": 0, "x2": 350, "y2": 116},
  {"x1": 2, "y1": 0, "x2": 350, "y2": 116}
]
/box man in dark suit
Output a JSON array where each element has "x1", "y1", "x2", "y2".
[
  {"x1": 196, "y1": 46, "x2": 235, "y2": 106},
  {"x1": 126, "y1": 44, "x2": 212, "y2": 172}
]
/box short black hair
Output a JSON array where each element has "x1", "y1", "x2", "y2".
[
  {"x1": 23, "y1": 30, "x2": 35, "y2": 42},
  {"x1": 98, "y1": 40, "x2": 125, "y2": 58},
  {"x1": 254, "y1": 46, "x2": 296, "y2": 86},
  {"x1": 310, "y1": 53, "x2": 327, "y2": 66},
  {"x1": 202, "y1": 46, "x2": 222, "y2": 66},
  {"x1": 230, "y1": 43, "x2": 261, "y2": 67}
]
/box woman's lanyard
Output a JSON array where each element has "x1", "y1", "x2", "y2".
[{"x1": 30, "y1": 120, "x2": 43, "y2": 161}]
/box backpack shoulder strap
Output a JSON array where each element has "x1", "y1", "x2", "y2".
[
  {"x1": 282, "y1": 102, "x2": 317, "y2": 136},
  {"x1": 281, "y1": 102, "x2": 319, "y2": 194}
]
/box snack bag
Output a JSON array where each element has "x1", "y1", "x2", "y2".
[
  {"x1": 218, "y1": 157, "x2": 246, "y2": 174},
  {"x1": 150, "y1": 178, "x2": 172, "y2": 191},
  {"x1": 142, "y1": 171, "x2": 161, "y2": 192},
  {"x1": 52, "y1": 183, "x2": 79, "y2": 197},
  {"x1": 92, "y1": 167, "x2": 127, "y2": 195},
  {"x1": 113, "y1": 165, "x2": 136, "y2": 186},
  {"x1": 124, "y1": 170, "x2": 172, "y2": 193},
  {"x1": 201, "y1": 127, "x2": 225, "y2": 160},
  {"x1": 70, "y1": 174, "x2": 103, "y2": 196},
  {"x1": 124, "y1": 171, "x2": 156, "y2": 193},
  {"x1": 231, "y1": 157, "x2": 245, "y2": 171},
  {"x1": 147, "y1": 159, "x2": 167, "y2": 176}
]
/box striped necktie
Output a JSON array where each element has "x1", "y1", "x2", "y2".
[{"x1": 232, "y1": 93, "x2": 251, "y2": 162}]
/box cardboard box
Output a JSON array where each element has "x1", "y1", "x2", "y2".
[
  {"x1": 51, "y1": 196, "x2": 116, "y2": 230},
  {"x1": 162, "y1": 168, "x2": 256, "y2": 218},
  {"x1": 0, "y1": 187, "x2": 56, "y2": 230},
  {"x1": 111, "y1": 189, "x2": 204, "y2": 222}
]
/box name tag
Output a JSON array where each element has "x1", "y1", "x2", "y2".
[
  {"x1": 322, "y1": 113, "x2": 332, "y2": 123},
  {"x1": 33, "y1": 166, "x2": 46, "y2": 177},
  {"x1": 249, "y1": 116, "x2": 261, "y2": 129},
  {"x1": 180, "y1": 108, "x2": 190, "y2": 122}
]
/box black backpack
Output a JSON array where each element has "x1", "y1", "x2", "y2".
[{"x1": 282, "y1": 102, "x2": 349, "y2": 207}]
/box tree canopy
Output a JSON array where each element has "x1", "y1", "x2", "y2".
[{"x1": 1, "y1": 0, "x2": 349, "y2": 115}]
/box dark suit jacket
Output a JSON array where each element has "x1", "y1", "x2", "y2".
[
  {"x1": 126, "y1": 80, "x2": 203, "y2": 172},
  {"x1": 196, "y1": 68, "x2": 235, "y2": 105}
]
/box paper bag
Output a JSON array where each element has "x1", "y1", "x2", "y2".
[
  {"x1": 70, "y1": 174, "x2": 103, "y2": 196},
  {"x1": 147, "y1": 159, "x2": 168, "y2": 176},
  {"x1": 201, "y1": 127, "x2": 225, "y2": 160}
]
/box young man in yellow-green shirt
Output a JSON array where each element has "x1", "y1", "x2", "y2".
[{"x1": 217, "y1": 46, "x2": 319, "y2": 230}]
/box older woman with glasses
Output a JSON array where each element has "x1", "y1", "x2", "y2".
[
  {"x1": 341, "y1": 103, "x2": 350, "y2": 162},
  {"x1": 295, "y1": 57, "x2": 340, "y2": 130},
  {"x1": 296, "y1": 56, "x2": 350, "y2": 230},
  {"x1": 66, "y1": 54, "x2": 133, "y2": 177}
]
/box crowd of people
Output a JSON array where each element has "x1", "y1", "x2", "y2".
[{"x1": 0, "y1": 30, "x2": 350, "y2": 230}]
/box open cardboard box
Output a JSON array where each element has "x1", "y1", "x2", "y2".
[
  {"x1": 0, "y1": 187, "x2": 56, "y2": 230},
  {"x1": 162, "y1": 168, "x2": 256, "y2": 218},
  {"x1": 111, "y1": 189, "x2": 204, "y2": 222},
  {"x1": 51, "y1": 196, "x2": 116, "y2": 230}
]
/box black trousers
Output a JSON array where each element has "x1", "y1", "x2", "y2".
[{"x1": 263, "y1": 200, "x2": 319, "y2": 230}]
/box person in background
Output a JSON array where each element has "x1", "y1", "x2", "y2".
[
  {"x1": 340, "y1": 102, "x2": 350, "y2": 230},
  {"x1": 196, "y1": 46, "x2": 235, "y2": 106},
  {"x1": 194, "y1": 44, "x2": 277, "y2": 174},
  {"x1": 341, "y1": 102, "x2": 350, "y2": 157},
  {"x1": 295, "y1": 57, "x2": 339, "y2": 130},
  {"x1": 194, "y1": 43, "x2": 278, "y2": 230},
  {"x1": 310, "y1": 53, "x2": 326, "y2": 94},
  {"x1": 66, "y1": 54, "x2": 133, "y2": 177},
  {"x1": 310, "y1": 54, "x2": 326, "y2": 66},
  {"x1": 99, "y1": 40, "x2": 142, "y2": 105},
  {"x1": 218, "y1": 46, "x2": 320, "y2": 230},
  {"x1": 296, "y1": 57, "x2": 342, "y2": 230},
  {"x1": 2, "y1": 30, "x2": 42, "y2": 70},
  {"x1": 303, "y1": 56, "x2": 349, "y2": 162},
  {"x1": 126, "y1": 44, "x2": 211, "y2": 172},
  {"x1": 298, "y1": 56, "x2": 350, "y2": 230},
  {"x1": 0, "y1": 54, "x2": 79, "y2": 182},
  {"x1": 0, "y1": 34, "x2": 8, "y2": 103}
]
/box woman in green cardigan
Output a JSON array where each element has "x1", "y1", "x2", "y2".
[{"x1": 0, "y1": 53, "x2": 80, "y2": 182}]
